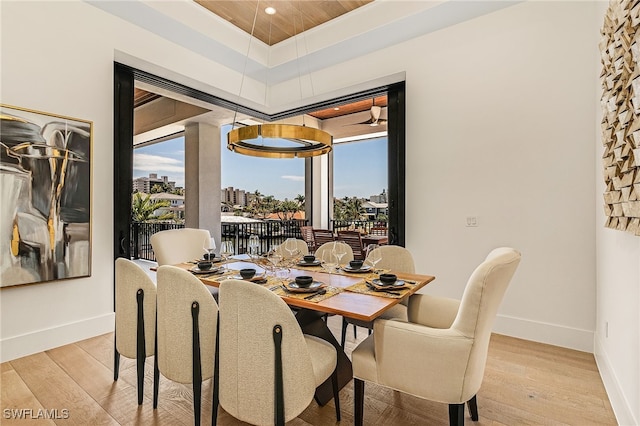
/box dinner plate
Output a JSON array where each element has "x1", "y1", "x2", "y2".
[
  {"x1": 190, "y1": 266, "x2": 222, "y2": 275},
  {"x1": 285, "y1": 281, "x2": 325, "y2": 293},
  {"x1": 369, "y1": 279, "x2": 407, "y2": 290},
  {"x1": 199, "y1": 257, "x2": 222, "y2": 263},
  {"x1": 297, "y1": 260, "x2": 321, "y2": 266},
  {"x1": 227, "y1": 273, "x2": 266, "y2": 282},
  {"x1": 342, "y1": 265, "x2": 373, "y2": 273}
]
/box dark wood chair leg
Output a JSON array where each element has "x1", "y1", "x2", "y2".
[
  {"x1": 354, "y1": 378, "x2": 365, "y2": 426},
  {"x1": 113, "y1": 334, "x2": 120, "y2": 381},
  {"x1": 340, "y1": 318, "x2": 348, "y2": 349},
  {"x1": 153, "y1": 314, "x2": 159, "y2": 409},
  {"x1": 448, "y1": 403, "x2": 464, "y2": 426},
  {"x1": 191, "y1": 302, "x2": 203, "y2": 426},
  {"x1": 136, "y1": 289, "x2": 146, "y2": 405},
  {"x1": 467, "y1": 395, "x2": 478, "y2": 421},
  {"x1": 331, "y1": 368, "x2": 341, "y2": 421}
]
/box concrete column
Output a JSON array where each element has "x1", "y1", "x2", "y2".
[
  {"x1": 184, "y1": 122, "x2": 222, "y2": 251},
  {"x1": 309, "y1": 152, "x2": 333, "y2": 229}
]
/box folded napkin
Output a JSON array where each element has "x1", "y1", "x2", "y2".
[{"x1": 345, "y1": 279, "x2": 412, "y2": 299}]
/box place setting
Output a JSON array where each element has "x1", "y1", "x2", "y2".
[
  {"x1": 272, "y1": 275, "x2": 342, "y2": 302},
  {"x1": 296, "y1": 254, "x2": 322, "y2": 268},
  {"x1": 346, "y1": 273, "x2": 411, "y2": 298}
]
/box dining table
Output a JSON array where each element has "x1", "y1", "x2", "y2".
[
  {"x1": 175, "y1": 255, "x2": 436, "y2": 406},
  {"x1": 361, "y1": 234, "x2": 389, "y2": 247}
]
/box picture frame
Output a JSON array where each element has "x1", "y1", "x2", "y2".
[{"x1": 1, "y1": 104, "x2": 93, "y2": 288}]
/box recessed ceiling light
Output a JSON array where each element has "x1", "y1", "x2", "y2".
[
  {"x1": 265, "y1": 7, "x2": 276, "y2": 15},
  {"x1": 334, "y1": 107, "x2": 340, "y2": 111}
]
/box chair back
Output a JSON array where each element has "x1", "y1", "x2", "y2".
[
  {"x1": 156, "y1": 265, "x2": 218, "y2": 383},
  {"x1": 369, "y1": 226, "x2": 388, "y2": 236},
  {"x1": 336, "y1": 230, "x2": 366, "y2": 260},
  {"x1": 274, "y1": 238, "x2": 309, "y2": 259},
  {"x1": 219, "y1": 280, "x2": 317, "y2": 424},
  {"x1": 115, "y1": 258, "x2": 156, "y2": 359},
  {"x1": 314, "y1": 241, "x2": 354, "y2": 264},
  {"x1": 366, "y1": 245, "x2": 415, "y2": 274},
  {"x1": 299, "y1": 225, "x2": 316, "y2": 252},
  {"x1": 311, "y1": 229, "x2": 335, "y2": 249},
  {"x1": 150, "y1": 228, "x2": 211, "y2": 265},
  {"x1": 451, "y1": 247, "x2": 521, "y2": 397}
]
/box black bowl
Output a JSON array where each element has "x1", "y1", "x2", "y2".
[
  {"x1": 240, "y1": 268, "x2": 256, "y2": 280},
  {"x1": 303, "y1": 255, "x2": 316, "y2": 263},
  {"x1": 295, "y1": 275, "x2": 314, "y2": 287},
  {"x1": 197, "y1": 261, "x2": 213, "y2": 271},
  {"x1": 379, "y1": 273, "x2": 397, "y2": 285},
  {"x1": 349, "y1": 260, "x2": 363, "y2": 270}
]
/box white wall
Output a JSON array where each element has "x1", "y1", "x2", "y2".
[
  {"x1": 2, "y1": 2, "x2": 636, "y2": 423},
  {"x1": 593, "y1": 3, "x2": 640, "y2": 425},
  {"x1": 273, "y1": 2, "x2": 600, "y2": 351},
  {"x1": 0, "y1": 0, "x2": 250, "y2": 362}
]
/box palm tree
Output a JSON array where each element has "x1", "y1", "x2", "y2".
[
  {"x1": 131, "y1": 193, "x2": 173, "y2": 222},
  {"x1": 294, "y1": 194, "x2": 305, "y2": 209}
]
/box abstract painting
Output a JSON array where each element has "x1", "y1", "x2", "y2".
[{"x1": 1, "y1": 105, "x2": 92, "y2": 287}]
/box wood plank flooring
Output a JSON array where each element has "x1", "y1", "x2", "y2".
[{"x1": 1, "y1": 316, "x2": 616, "y2": 425}]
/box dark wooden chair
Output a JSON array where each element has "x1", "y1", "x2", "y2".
[
  {"x1": 369, "y1": 226, "x2": 388, "y2": 236},
  {"x1": 312, "y1": 229, "x2": 335, "y2": 249},
  {"x1": 300, "y1": 225, "x2": 316, "y2": 252},
  {"x1": 336, "y1": 230, "x2": 365, "y2": 260}
]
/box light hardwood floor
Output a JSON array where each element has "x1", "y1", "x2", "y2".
[{"x1": 1, "y1": 316, "x2": 616, "y2": 425}]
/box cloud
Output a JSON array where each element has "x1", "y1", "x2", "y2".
[
  {"x1": 281, "y1": 175, "x2": 304, "y2": 182},
  {"x1": 134, "y1": 153, "x2": 184, "y2": 174}
]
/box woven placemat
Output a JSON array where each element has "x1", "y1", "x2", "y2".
[
  {"x1": 345, "y1": 279, "x2": 412, "y2": 299},
  {"x1": 272, "y1": 284, "x2": 343, "y2": 303}
]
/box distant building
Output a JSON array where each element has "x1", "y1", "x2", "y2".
[
  {"x1": 133, "y1": 173, "x2": 176, "y2": 193},
  {"x1": 370, "y1": 189, "x2": 387, "y2": 203},
  {"x1": 362, "y1": 201, "x2": 388, "y2": 219},
  {"x1": 150, "y1": 192, "x2": 184, "y2": 219},
  {"x1": 221, "y1": 186, "x2": 248, "y2": 207}
]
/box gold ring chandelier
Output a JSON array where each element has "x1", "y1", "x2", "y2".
[
  {"x1": 226, "y1": 2, "x2": 332, "y2": 159},
  {"x1": 227, "y1": 123, "x2": 332, "y2": 158}
]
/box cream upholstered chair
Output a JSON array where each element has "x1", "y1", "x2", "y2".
[
  {"x1": 150, "y1": 228, "x2": 218, "y2": 300},
  {"x1": 150, "y1": 228, "x2": 211, "y2": 265},
  {"x1": 314, "y1": 241, "x2": 354, "y2": 265},
  {"x1": 352, "y1": 247, "x2": 521, "y2": 426},
  {"x1": 154, "y1": 265, "x2": 219, "y2": 426},
  {"x1": 114, "y1": 258, "x2": 157, "y2": 405},
  {"x1": 274, "y1": 238, "x2": 309, "y2": 259},
  {"x1": 340, "y1": 245, "x2": 416, "y2": 348},
  {"x1": 218, "y1": 279, "x2": 340, "y2": 425}
]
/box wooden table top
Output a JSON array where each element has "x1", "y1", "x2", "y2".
[{"x1": 174, "y1": 258, "x2": 435, "y2": 322}]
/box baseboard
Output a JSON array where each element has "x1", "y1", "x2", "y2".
[
  {"x1": 1, "y1": 313, "x2": 115, "y2": 363},
  {"x1": 492, "y1": 313, "x2": 594, "y2": 352},
  {"x1": 594, "y1": 335, "x2": 637, "y2": 426}
]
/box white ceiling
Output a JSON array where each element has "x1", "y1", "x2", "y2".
[
  {"x1": 89, "y1": 0, "x2": 521, "y2": 144},
  {"x1": 88, "y1": 0, "x2": 520, "y2": 86}
]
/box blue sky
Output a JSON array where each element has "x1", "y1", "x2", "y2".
[{"x1": 133, "y1": 128, "x2": 387, "y2": 200}]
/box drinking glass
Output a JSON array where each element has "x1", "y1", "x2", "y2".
[
  {"x1": 204, "y1": 237, "x2": 216, "y2": 260},
  {"x1": 267, "y1": 245, "x2": 283, "y2": 277},
  {"x1": 284, "y1": 238, "x2": 298, "y2": 258},
  {"x1": 220, "y1": 241, "x2": 234, "y2": 271},
  {"x1": 248, "y1": 235, "x2": 260, "y2": 259},
  {"x1": 320, "y1": 248, "x2": 338, "y2": 274},
  {"x1": 333, "y1": 242, "x2": 347, "y2": 267},
  {"x1": 365, "y1": 244, "x2": 381, "y2": 271}
]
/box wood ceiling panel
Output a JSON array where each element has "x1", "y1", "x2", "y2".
[
  {"x1": 194, "y1": 0, "x2": 372, "y2": 46},
  {"x1": 309, "y1": 95, "x2": 387, "y2": 120}
]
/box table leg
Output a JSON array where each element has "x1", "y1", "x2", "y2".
[{"x1": 295, "y1": 309, "x2": 353, "y2": 406}]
